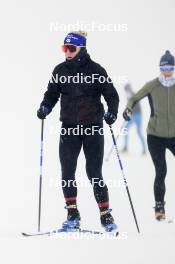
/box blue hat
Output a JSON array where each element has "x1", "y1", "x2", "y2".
[
  {"x1": 160, "y1": 50, "x2": 175, "y2": 66},
  {"x1": 64, "y1": 32, "x2": 86, "y2": 47}
]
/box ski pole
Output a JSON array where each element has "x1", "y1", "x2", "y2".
[
  {"x1": 38, "y1": 119, "x2": 44, "y2": 232},
  {"x1": 105, "y1": 121, "x2": 128, "y2": 161},
  {"x1": 109, "y1": 125, "x2": 140, "y2": 233}
]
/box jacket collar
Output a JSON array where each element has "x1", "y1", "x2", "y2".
[
  {"x1": 65, "y1": 48, "x2": 90, "y2": 69},
  {"x1": 158, "y1": 73, "x2": 175, "y2": 87}
]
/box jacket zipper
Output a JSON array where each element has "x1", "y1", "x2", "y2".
[
  {"x1": 76, "y1": 98, "x2": 79, "y2": 124},
  {"x1": 167, "y1": 87, "x2": 170, "y2": 137}
]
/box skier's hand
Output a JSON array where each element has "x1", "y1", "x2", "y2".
[
  {"x1": 104, "y1": 112, "x2": 117, "y2": 125},
  {"x1": 37, "y1": 106, "x2": 49, "y2": 119},
  {"x1": 123, "y1": 108, "x2": 132, "y2": 121}
]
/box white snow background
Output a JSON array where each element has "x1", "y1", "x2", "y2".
[{"x1": 0, "y1": 0, "x2": 175, "y2": 263}]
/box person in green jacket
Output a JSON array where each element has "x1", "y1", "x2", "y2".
[{"x1": 123, "y1": 50, "x2": 175, "y2": 221}]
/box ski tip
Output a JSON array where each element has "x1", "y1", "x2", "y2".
[
  {"x1": 22, "y1": 232, "x2": 29, "y2": 237},
  {"x1": 115, "y1": 231, "x2": 119, "y2": 237},
  {"x1": 108, "y1": 231, "x2": 119, "y2": 237}
]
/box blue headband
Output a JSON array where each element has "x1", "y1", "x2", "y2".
[{"x1": 64, "y1": 33, "x2": 86, "y2": 47}]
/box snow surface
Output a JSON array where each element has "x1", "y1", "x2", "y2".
[{"x1": 1, "y1": 120, "x2": 175, "y2": 264}]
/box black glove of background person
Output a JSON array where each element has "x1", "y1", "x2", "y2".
[
  {"x1": 104, "y1": 112, "x2": 117, "y2": 125},
  {"x1": 37, "y1": 106, "x2": 49, "y2": 119},
  {"x1": 123, "y1": 108, "x2": 132, "y2": 121}
]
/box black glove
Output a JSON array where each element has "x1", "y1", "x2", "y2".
[
  {"x1": 123, "y1": 108, "x2": 132, "y2": 121},
  {"x1": 104, "y1": 112, "x2": 117, "y2": 125},
  {"x1": 37, "y1": 106, "x2": 49, "y2": 119}
]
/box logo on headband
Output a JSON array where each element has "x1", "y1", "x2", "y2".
[{"x1": 64, "y1": 33, "x2": 86, "y2": 47}]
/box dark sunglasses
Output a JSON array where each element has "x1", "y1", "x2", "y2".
[{"x1": 62, "y1": 45, "x2": 77, "y2": 53}]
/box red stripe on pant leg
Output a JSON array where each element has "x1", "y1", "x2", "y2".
[
  {"x1": 65, "y1": 197, "x2": 77, "y2": 202},
  {"x1": 98, "y1": 202, "x2": 109, "y2": 208}
]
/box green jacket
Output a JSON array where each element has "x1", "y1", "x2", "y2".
[{"x1": 127, "y1": 78, "x2": 175, "y2": 138}]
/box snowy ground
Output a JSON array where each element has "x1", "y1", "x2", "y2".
[
  {"x1": 1, "y1": 120, "x2": 175, "y2": 264},
  {"x1": 2, "y1": 1, "x2": 175, "y2": 263}
]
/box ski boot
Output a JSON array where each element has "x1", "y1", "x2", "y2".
[
  {"x1": 100, "y1": 209, "x2": 118, "y2": 232},
  {"x1": 154, "y1": 201, "x2": 166, "y2": 221},
  {"x1": 62, "y1": 205, "x2": 81, "y2": 231}
]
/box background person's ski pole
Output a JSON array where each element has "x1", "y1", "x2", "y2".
[
  {"x1": 105, "y1": 121, "x2": 128, "y2": 161},
  {"x1": 109, "y1": 124, "x2": 140, "y2": 233},
  {"x1": 38, "y1": 119, "x2": 45, "y2": 232}
]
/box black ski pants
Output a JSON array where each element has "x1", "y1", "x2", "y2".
[
  {"x1": 147, "y1": 135, "x2": 175, "y2": 202},
  {"x1": 59, "y1": 123, "x2": 109, "y2": 205}
]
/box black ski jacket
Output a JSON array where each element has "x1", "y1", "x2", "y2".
[{"x1": 40, "y1": 49, "x2": 119, "y2": 125}]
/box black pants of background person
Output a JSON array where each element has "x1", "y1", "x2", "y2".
[
  {"x1": 147, "y1": 135, "x2": 175, "y2": 202},
  {"x1": 59, "y1": 123, "x2": 109, "y2": 209}
]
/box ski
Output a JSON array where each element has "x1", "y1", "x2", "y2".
[
  {"x1": 156, "y1": 218, "x2": 174, "y2": 224},
  {"x1": 22, "y1": 231, "x2": 50, "y2": 237},
  {"x1": 167, "y1": 219, "x2": 174, "y2": 224},
  {"x1": 22, "y1": 228, "x2": 119, "y2": 237}
]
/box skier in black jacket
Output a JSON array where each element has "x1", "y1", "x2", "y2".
[{"x1": 37, "y1": 31, "x2": 119, "y2": 232}]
